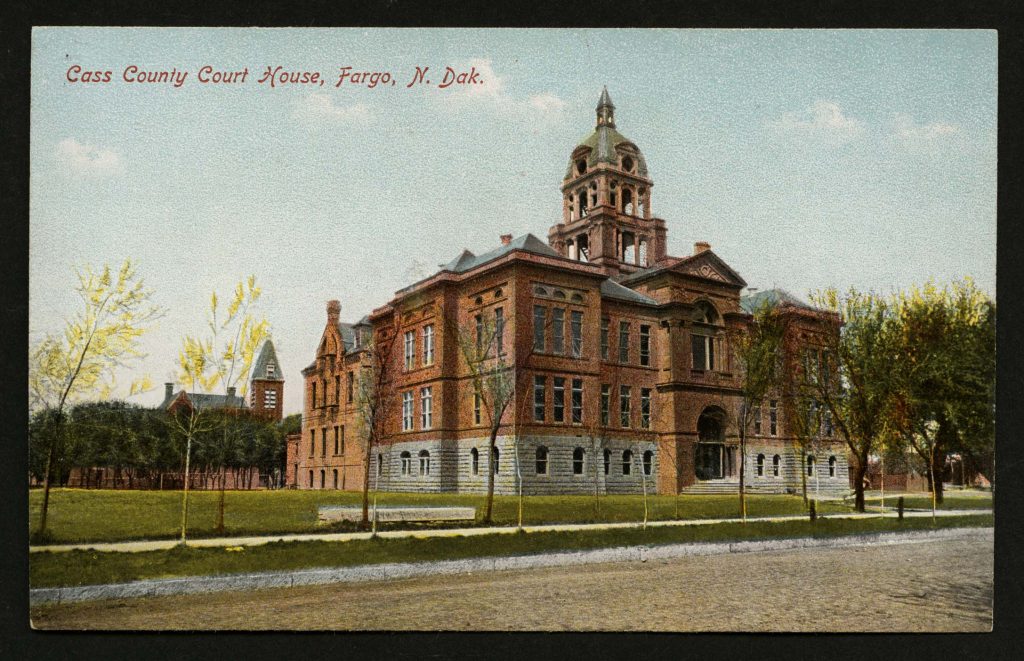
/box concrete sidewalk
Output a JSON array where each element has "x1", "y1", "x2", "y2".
[{"x1": 28, "y1": 508, "x2": 991, "y2": 554}]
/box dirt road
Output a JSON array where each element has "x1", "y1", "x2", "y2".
[{"x1": 31, "y1": 533, "x2": 992, "y2": 632}]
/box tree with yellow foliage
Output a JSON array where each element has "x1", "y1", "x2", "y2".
[
  {"x1": 29, "y1": 259, "x2": 163, "y2": 541},
  {"x1": 173, "y1": 276, "x2": 268, "y2": 542}
]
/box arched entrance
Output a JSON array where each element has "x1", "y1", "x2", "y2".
[{"x1": 695, "y1": 407, "x2": 730, "y2": 480}]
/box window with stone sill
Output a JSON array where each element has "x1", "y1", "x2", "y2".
[{"x1": 573, "y1": 447, "x2": 585, "y2": 475}]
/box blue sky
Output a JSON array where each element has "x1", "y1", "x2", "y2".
[{"x1": 30, "y1": 28, "x2": 997, "y2": 415}]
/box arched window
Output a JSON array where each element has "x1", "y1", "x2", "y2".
[
  {"x1": 471, "y1": 447, "x2": 479, "y2": 476},
  {"x1": 576, "y1": 159, "x2": 587, "y2": 175},
  {"x1": 535, "y1": 446, "x2": 549, "y2": 475},
  {"x1": 319, "y1": 470, "x2": 325, "y2": 489},
  {"x1": 622, "y1": 450, "x2": 633, "y2": 476},
  {"x1": 622, "y1": 155, "x2": 635, "y2": 173},
  {"x1": 691, "y1": 302, "x2": 721, "y2": 372},
  {"x1": 573, "y1": 447, "x2": 585, "y2": 475},
  {"x1": 807, "y1": 455, "x2": 816, "y2": 477},
  {"x1": 603, "y1": 448, "x2": 611, "y2": 475},
  {"x1": 828, "y1": 456, "x2": 837, "y2": 478},
  {"x1": 333, "y1": 469, "x2": 339, "y2": 489},
  {"x1": 772, "y1": 454, "x2": 781, "y2": 477},
  {"x1": 400, "y1": 451, "x2": 411, "y2": 476},
  {"x1": 756, "y1": 454, "x2": 765, "y2": 477},
  {"x1": 492, "y1": 447, "x2": 500, "y2": 475},
  {"x1": 643, "y1": 450, "x2": 653, "y2": 476},
  {"x1": 419, "y1": 450, "x2": 430, "y2": 476}
]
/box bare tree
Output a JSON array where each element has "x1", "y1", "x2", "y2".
[
  {"x1": 354, "y1": 320, "x2": 399, "y2": 530},
  {"x1": 447, "y1": 306, "x2": 524, "y2": 524},
  {"x1": 729, "y1": 302, "x2": 786, "y2": 521}
]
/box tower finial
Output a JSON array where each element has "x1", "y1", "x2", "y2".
[{"x1": 596, "y1": 86, "x2": 615, "y2": 128}]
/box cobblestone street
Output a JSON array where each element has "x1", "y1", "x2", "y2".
[{"x1": 31, "y1": 530, "x2": 992, "y2": 632}]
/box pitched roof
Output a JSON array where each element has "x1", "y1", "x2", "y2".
[
  {"x1": 739, "y1": 288, "x2": 816, "y2": 314},
  {"x1": 618, "y1": 250, "x2": 747, "y2": 288},
  {"x1": 400, "y1": 234, "x2": 563, "y2": 295},
  {"x1": 600, "y1": 278, "x2": 657, "y2": 306},
  {"x1": 162, "y1": 390, "x2": 247, "y2": 411},
  {"x1": 251, "y1": 340, "x2": 283, "y2": 382}
]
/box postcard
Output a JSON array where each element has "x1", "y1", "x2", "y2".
[{"x1": 28, "y1": 27, "x2": 995, "y2": 632}]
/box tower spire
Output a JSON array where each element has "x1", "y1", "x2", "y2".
[{"x1": 596, "y1": 86, "x2": 615, "y2": 128}]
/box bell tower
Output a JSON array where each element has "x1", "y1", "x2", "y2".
[{"x1": 549, "y1": 88, "x2": 668, "y2": 276}]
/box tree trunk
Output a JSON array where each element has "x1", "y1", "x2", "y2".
[
  {"x1": 932, "y1": 452, "x2": 946, "y2": 505},
  {"x1": 800, "y1": 451, "x2": 808, "y2": 507},
  {"x1": 215, "y1": 466, "x2": 226, "y2": 534},
  {"x1": 37, "y1": 421, "x2": 60, "y2": 539},
  {"x1": 852, "y1": 455, "x2": 868, "y2": 512},
  {"x1": 360, "y1": 433, "x2": 373, "y2": 529},
  {"x1": 739, "y1": 431, "x2": 747, "y2": 522},
  {"x1": 484, "y1": 424, "x2": 499, "y2": 524}
]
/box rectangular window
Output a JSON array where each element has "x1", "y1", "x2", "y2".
[
  {"x1": 753, "y1": 405, "x2": 762, "y2": 436},
  {"x1": 495, "y1": 308, "x2": 505, "y2": 355},
  {"x1": 475, "y1": 314, "x2": 484, "y2": 357},
  {"x1": 552, "y1": 308, "x2": 565, "y2": 354},
  {"x1": 308, "y1": 429, "x2": 314, "y2": 457},
  {"x1": 640, "y1": 388, "x2": 651, "y2": 429},
  {"x1": 770, "y1": 400, "x2": 778, "y2": 436},
  {"x1": 821, "y1": 350, "x2": 831, "y2": 388},
  {"x1": 570, "y1": 310, "x2": 583, "y2": 357},
  {"x1": 639, "y1": 324, "x2": 651, "y2": 366},
  {"x1": 333, "y1": 426, "x2": 339, "y2": 455},
  {"x1": 620, "y1": 385, "x2": 631, "y2": 428},
  {"x1": 334, "y1": 375, "x2": 340, "y2": 405},
  {"x1": 422, "y1": 324, "x2": 435, "y2": 366},
  {"x1": 402, "y1": 391, "x2": 414, "y2": 431},
  {"x1": 347, "y1": 372, "x2": 354, "y2": 403},
  {"x1": 600, "y1": 317, "x2": 609, "y2": 360},
  {"x1": 311, "y1": 382, "x2": 317, "y2": 409},
  {"x1": 533, "y1": 376, "x2": 546, "y2": 422},
  {"x1": 321, "y1": 428, "x2": 327, "y2": 457},
  {"x1": 619, "y1": 321, "x2": 630, "y2": 363},
  {"x1": 692, "y1": 334, "x2": 707, "y2": 370},
  {"x1": 264, "y1": 390, "x2": 277, "y2": 408},
  {"x1": 404, "y1": 330, "x2": 415, "y2": 370},
  {"x1": 421, "y1": 387, "x2": 433, "y2": 430},
  {"x1": 474, "y1": 389, "x2": 482, "y2": 425},
  {"x1": 533, "y1": 306, "x2": 546, "y2": 352},
  {"x1": 601, "y1": 385, "x2": 610, "y2": 426},
  {"x1": 553, "y1": 377, "x2": 565, "y2": 422},
  {"x1": 340, "y1": 425, "x2": 345, "y2": 454},
  {"x1": 571, "y1": 378, "x2": 583, "y2": 424}
]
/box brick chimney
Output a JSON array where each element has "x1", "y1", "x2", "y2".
[
  {"x1": 694, "y1": 241, "x2": 711, "y2": 254},
  {"x1": 500, "y1": 234, "x2": 513, "y2": 246},
  {"x1": 165, "y1": 382, "x2": 174, "y2": 400},
  {"x1": 327, "y1": 299, "x2": 341, "y2": 325}
]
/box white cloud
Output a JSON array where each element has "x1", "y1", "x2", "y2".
[
  {"x1": 433, "y1": 58, "x2": 565, "y2": 121},
  {"x1": 528, "y1": 93, "x2": 567, "y2": 114},
  {"x1": 55, "y1": 138, "x2": 121, "y2": 176},
  {"x1": 892, "y1": 113, "x2": 959, "y2": 140},
  {"x1": 293, "y1": 93, "x2": 371, "y2": 122},
  {"x1": 771, "y1": 100, "x2": 865, "y2": 142}
]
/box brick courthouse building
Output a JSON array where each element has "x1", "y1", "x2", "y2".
[{"x1": 288, "y1": 90, "x2": 849, "y2": 496}]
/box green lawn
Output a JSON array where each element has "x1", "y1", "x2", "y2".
[
  {"x1": 29, "y1": 488, "x2": 856, "y2": 544},
  {"x1": 862, "y1": 491, "x2": 993, "y2": 511},
  {"x1": 28, "y1": 514, "x2": 993, "y2": 589}
]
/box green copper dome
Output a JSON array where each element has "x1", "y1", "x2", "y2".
[{"x1": 565, "y1": 88, "x2": 649, "y2": 180}]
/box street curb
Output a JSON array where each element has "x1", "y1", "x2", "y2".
[{"x1": 30, "y1": 526, "x2": 991, "y2": 607}]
